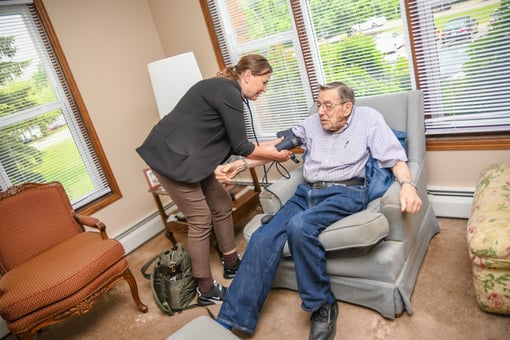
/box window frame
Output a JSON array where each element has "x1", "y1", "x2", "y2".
[
  {"x1": 200, "y1": 0, "x2": 510, "y2": 151},
  {"x1": 6, "y1": 0, "x2": 121, "y2": 214}
]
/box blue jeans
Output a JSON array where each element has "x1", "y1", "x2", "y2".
[{"x1": 217, "y1": 183, "x2": 368, "y2": 334}]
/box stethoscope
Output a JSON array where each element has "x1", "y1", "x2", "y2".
[
  {"x1": 241, "y1": 96, "x2": 292, "y2": 184},
  {"x1": 242, "y1": 96, "x2": 260, "y2": 145}
]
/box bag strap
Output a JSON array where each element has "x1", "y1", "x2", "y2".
[
  {"x1": 166, "y1": 303, "x2": 216, "y2": 319},
  {"x1": 140, "y1": 253, "x2": 160, "y2": 280},
  {"x1": 163, "y1": 302, "x2": 207, "y2": 316},
  {"x1": 140, "y1": 247, "x2": 175, "y2": 280}
]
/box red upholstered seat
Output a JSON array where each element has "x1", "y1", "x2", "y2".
[{"x1": 0, "y1": 182, "x2": 148, "y2": 339}]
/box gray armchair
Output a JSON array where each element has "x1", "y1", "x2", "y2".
[{"x1": 243, "y1": 90, "x2": 440, "y2": 319}]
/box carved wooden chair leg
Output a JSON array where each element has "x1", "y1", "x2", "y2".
[{"x1": 123, "y1": 268, "x2": 148, "y2": 313}]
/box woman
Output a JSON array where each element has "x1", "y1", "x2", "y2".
[{"x1": 137, "y1": 54, "x2": 290, "y2": 305}]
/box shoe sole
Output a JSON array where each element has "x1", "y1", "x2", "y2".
[
  {"x1": 198, "y1": 297, "x2": 223, "y2": 306},
  {"x1": 223, "y1": 272, "x2": 236, "y2": 279}
]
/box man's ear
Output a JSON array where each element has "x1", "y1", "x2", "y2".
[{"x1": 344, "y1": 102, "x2": 353, "y2": 116}]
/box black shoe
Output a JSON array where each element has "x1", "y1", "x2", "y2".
[
  {"x1": 197, "y1": 282, "x2": 227, "y2": 306},
  {"x1": 309, "y1": 301, "x2": 338, "y2": 340},
  {"x1": 223, "y1": 258, "x2": 241, "y2": 279}
]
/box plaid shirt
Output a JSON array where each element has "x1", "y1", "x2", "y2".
[{"x1": 293, "y1": 105, "x2": 407, "y2": 183}]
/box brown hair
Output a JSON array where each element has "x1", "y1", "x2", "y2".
[
  {"x1": 319, "y1": 81, "x2": 356, "y2": 105},
  {"x1": 217, "y1": 54, "x2": 272, "y2": 80}
]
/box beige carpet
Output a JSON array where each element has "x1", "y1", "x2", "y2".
[{"x1": 5, "y1": 218, "x2": 509, "y2": 340}]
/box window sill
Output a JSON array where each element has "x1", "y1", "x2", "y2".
[{"x1": 426, "y1": 134, "x2": 510, "y2": 151}]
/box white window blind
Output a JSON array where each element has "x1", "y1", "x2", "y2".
[
  {"x1": 409, "y1": 0, "x2": 510, "y2": 135},
  {"x1": 205, "y1": 0, "x2": 314, "y2": 141},
  {"x1": 204, "y1": 0, "x2": 510, "y2": 137},
  {"x1": 0, "y1": 3, "x2": 115, "y2": 209},
  {"x1": 205, "y1": 0, "x2": 413, "y2": 136},
  {"x1": 308, "y1": 0, "x2": 412, "y2": 97}
]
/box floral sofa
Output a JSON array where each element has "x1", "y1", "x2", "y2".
[{"x1": 467, "y1": 162, "x2": 510, "y2": 315}]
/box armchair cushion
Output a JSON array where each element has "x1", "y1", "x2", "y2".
[
  {"x1": 245, "y1": 199, "x2": 389, "y2": 257},
  {"x1": 317, "y1": 211, "x2": 389, "y2": 254},
  {"x1": 0, "y1": 232, "x2": 125, "y2": 321}
]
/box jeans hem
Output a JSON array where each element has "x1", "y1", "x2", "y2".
[
  {"x1": 301, "y1": 294, "x2": 336, "y2": 312},
  {"x1": 216, "y1": 316, "x2": 255, "y2": 335}
]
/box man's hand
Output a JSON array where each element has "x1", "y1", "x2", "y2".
[
  {"x1": 399, "y1": 184, "x2": 422, "y2": 214},
  {"x1": 391, "y1": 161, "x2": 422, "y2": 214}
]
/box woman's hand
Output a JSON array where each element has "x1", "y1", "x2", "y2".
[
  {"x1": 215, "y1": 161, "x2": 244, "y2": 184},
  {"x1": 275, "y1": 148, "x2": 293, "y2": 162},
  {"x1": 261, "y1": 144, "x2": 292, "y2": 162},
  {"x1": 249, "y1": 138, "x2": 293, "y2": 163}
]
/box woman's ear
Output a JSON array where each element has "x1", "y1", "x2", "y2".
[{"x1": 242, "y1": 69, "x2": 252, "y2": 84}]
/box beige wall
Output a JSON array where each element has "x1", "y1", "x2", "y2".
[
  {"x1": 43, "y1": 0, "x2": 166, "y2": 237},
  {"x1": 42, "y1": 0, "x2": 508, "y2": 237},
  {"x1": 147, "y1": 0, "x2": 219, "y2": 78},
  {"x1": 427, "y1": 150, "x2": 509, "y2": 187}
]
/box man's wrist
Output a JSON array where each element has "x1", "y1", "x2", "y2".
[{"x1": 399, "y1": 179, "x2": 417, "y2": 189}]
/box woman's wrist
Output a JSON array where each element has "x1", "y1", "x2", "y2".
[
  {"x1": 235, "y1": 158, "x2": 248, "y2": 172},
  {"x1": 241, "y1": 157, "x2": 248, "y2": 171}
]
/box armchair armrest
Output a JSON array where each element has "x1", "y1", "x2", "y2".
[
  {"x1": 74, "y1": 214, "x2": 108, "y2": 240},
  {"x1": 380, "y1": 160, "x2": 424, "y2": 242},
  {"x1": 260, "y1": 166, "x2": 304, "y2": 214}
]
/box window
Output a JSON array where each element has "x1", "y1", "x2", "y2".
[
  {"x1": 202, "y1": 0, "x2": 509, "y2": 140},
  {"x1": 0, "y1": 0, "x2": 119, "y2": 213},
  {"x1": 204, "y1": 0, "x2": 314, "y2": 141},
  {"x1": 409, "y1": 0, "x2": 510, "y2": 135},
  {"x1": 309, "y1": 0, "x2": 412, "y2": 97}
]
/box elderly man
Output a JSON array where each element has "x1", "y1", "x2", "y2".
[{"x1": 214, "y1": 81, "x2": 422, "y2": 340}]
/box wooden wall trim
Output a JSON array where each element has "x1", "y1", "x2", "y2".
[
  {"x1": 34, "y1": 0, "x2": 121, "y2": 214},
  {"x1": 426, "y1": 135, "x2": 510, "y2": 151}
]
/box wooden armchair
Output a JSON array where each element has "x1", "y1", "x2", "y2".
[{"x1": 0, "y1": 182, "x2": 148, "y2": 339}]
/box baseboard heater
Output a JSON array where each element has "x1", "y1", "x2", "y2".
[{"x1": 427, "y1": 186, "x2": 474, "y2": 219}]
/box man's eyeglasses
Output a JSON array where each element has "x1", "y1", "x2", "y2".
[{"x1": 316, "y1": 101, "x2": 347, "y2": 111}]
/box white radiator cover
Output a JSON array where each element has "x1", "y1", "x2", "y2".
[{"x1": 427, "y1": 186, "x2": 474, "y2": 219}]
